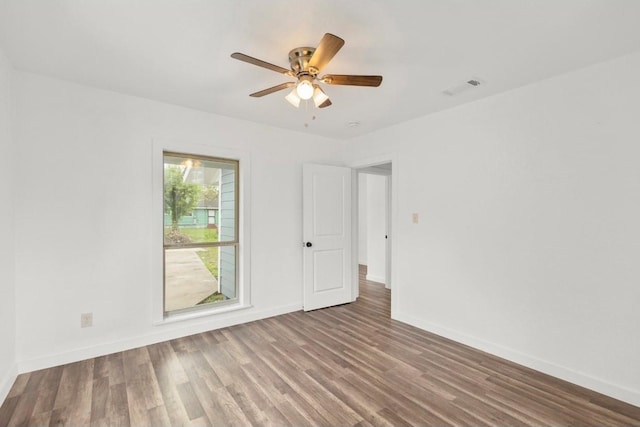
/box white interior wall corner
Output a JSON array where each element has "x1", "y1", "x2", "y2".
[
  {"x1": 342, "y1": 51, "x2": 640, "y2": 407},
  {"x1": 0, "y1": 47, "x2": 17, "y2": 403}
]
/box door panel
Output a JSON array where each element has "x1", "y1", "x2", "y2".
[
  {"x1": 303, "y1": 164, "x2": 353, "y2": 311},
  {"x1": 313, "y1": 172, "x2": 346, "y2": 236},
  {"x1": 313, "y1": 249, "x2": 344, "y2": 292}
]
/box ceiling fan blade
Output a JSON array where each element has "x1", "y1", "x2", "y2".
[
  {"x1": 307, "y1": 33, "x2": 345, "y2": 73},
  {"x1": 321, "y1": 74, "x2": 383, "y2": 87},
  {"x1": 250, "y1": 82, "x2": 296, "y2": 97},
  {"x1": 231, "y1": 52, "x2": 294, "y2": 76},
  {"x1": 318, "y1": 99, "x2": 332, "y2": 108}
]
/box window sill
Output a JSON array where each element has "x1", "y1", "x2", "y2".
[{"x1": 153, "y1": 302, "x2": 253, "y2": 326}]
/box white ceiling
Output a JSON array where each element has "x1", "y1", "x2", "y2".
[{"x1": 1, "y1": 0, "x2": 639, "y2": 140}]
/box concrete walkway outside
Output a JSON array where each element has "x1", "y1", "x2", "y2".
[{"x1": 165, "y1": 248, "x2": 218, "y2": 312}]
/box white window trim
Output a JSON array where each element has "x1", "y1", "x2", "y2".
[{"x1": 151, "y1": 139, "x2": 251, "y2": 325}]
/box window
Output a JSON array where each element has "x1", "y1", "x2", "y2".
[{"x1": 163, "y1": 152, "x2": 239, "y2": 315}]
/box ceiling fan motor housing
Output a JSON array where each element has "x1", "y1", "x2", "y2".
[{"x1": 288, "y1": 47, "x2": 317, "y2": 76}]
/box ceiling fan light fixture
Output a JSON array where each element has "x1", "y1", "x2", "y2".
[
  {"x1": 285, "y1": 88, "x2": 301, "y2": 107},
  {"x1": 296, "y1": 76, "x2": 314, "y2": 100},
  {"x1": 312, "y1": 86, "x2": 329, "y2": 108}
]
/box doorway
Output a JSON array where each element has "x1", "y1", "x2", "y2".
[{"x1": 357, "y1": 162, "x2": 392, "y2": 294}]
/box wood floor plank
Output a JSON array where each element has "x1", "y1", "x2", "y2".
[
  {"x1": 146, "y1": 345, "x2": 191, "y2": 426},
  {"x1": 29, "y1": 409, "x2": 53, "y2": 426},
  {"x1": 51, "y1": 362, "x2": 82, "y2": 411},
  {"x1": 0, "y1": 396, "x2": 18, "y2": 427},
  {"x1": 6, "y1": 390, "x2": 38, "y2": 426},
  {"x1": 89, "y1": 376, "x2": 109, "y2": 423},
  {"x1": 282, "y1": 388, "x2": 334, "y2": 426},
  {"x1": 259, "y1": 347, "x2": 360, "y2": 426},
  {"x1": 187, "y1": 376, "x2": 234, "y2": 427},
  {"x1": 305, "y1": 368, "x2": 391, "y2": 426},
  {"x1": 107, "y1": 382, "x2": 130, "y2": 427},
  {"x1": 225, "y1": 383, "x2": 266, "y2": 426},
  {"x1": 68, "y1": 360, "x2": 95, "y2": 426},
  {"x1": 6, "y1": 374, "x2": 29, "y2": 399},
  {"x1": 49, "y1": 406, "x2": 68, "y2": 427},
  {"x1": 105, "y1": 353, "x2": 125, "y2": 386},
  {"x1": 207, "y1": 384, "x2": 252, "y2": 426},
  {"x1": 1, "y1": 264, "x2": 639, "y2": 426},
  {"x1": 260, "y1": 404, "x2": 292, "y2": 427},
  {"x1": 270, "y1": 399, "x2": 309, "y2": 427},
  {"x1": 92, "y1": 356, "x2": 109, "y2": 380},
  {"x1": 147, "y1": 404, "x2": 172, "y2": 426},
  {"x1": 341, "y1": 371, "x2": 451, "y2": 426},
  {"x1": 148, "y1": 341, "x2": 189, "y2": 386},
  {"x1": 32, "y1": 365, "x2": 64, "y2": 417},
  {"x1": 176, "y1": 382, "x2": 205, "y2": 421}
]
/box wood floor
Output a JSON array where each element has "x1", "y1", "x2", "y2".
[{"x1": 2, "y1": 266, "x2": 639, "y2": 426}]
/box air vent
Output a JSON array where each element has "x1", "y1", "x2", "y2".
[{"x1": 443, "y1": 77, "x2": 485, "y2": 96}]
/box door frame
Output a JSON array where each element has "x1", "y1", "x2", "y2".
[{"x1": 349, "y1": 153, "x2": 398, "y2": 318}]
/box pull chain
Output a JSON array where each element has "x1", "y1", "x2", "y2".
[{"x1": 303, "y1": 100, "x2": 316, "y2": 128}]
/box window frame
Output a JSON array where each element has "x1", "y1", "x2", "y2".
[
  {"x1": 162, "y1": 151, "x2": 239, "y2": 315},
  {"x1": 152, "y1": 140, "x2": 251, "y2": 325}
]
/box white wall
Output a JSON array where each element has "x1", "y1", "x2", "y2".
[
  {"x1": 357, "y1": 173, "x2": 367, "y2": 265},
  {"x1": 344, "y1": 51, "x2": 640, "y2": 406},
  {"x1": 12, "y1": 72, "x2": 346, "y2": 371},
  {"x1": 0, "y1": 48, "x2": 16, "y2": 402},
  {"x1": 365, "y1": 174, "x2": 387, "y2": 284}
]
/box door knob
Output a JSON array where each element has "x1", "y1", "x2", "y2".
[{"x1": 305, "y1": 242, "x2": 313, "y2": 247}]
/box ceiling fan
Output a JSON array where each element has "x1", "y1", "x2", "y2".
[{"x1": 231, "y1": 33, "x2": 382, "y2": 109}]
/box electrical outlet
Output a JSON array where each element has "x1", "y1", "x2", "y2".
[{"x1": 81, "y1": 312, "x2": 93, "y2": 328}]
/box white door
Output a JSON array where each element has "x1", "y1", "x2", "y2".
[{"x1": 303, "y1": 163, "x2": 353, "y2": 311}]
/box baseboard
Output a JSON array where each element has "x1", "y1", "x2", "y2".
[
  {"x1": 366, "y1": 273, "x2": 386, "y2": 284},
  {"x1": 0, "y1": 363, "x2": 18, "y2": 404},
  {"x1": 394, "y1": 312, "x2": 640, "y2": 408},
  {"x1": 17, "y1": 303, "x2": 301, "y2": 374}
]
